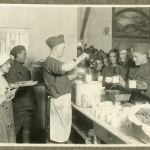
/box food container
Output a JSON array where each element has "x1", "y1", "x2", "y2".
[
  {"x1": 75, "y1": 81, "x2": 104, "y2": 107},
  {"x1": 132, "y1": 123, "x2": 150, "y2": 143},
  {"x1": 30, "y1": 62, "x2": 44, "y2": 83},
  {"x1": 106, "y1": 90, "x2": 131, "y2": 102}
]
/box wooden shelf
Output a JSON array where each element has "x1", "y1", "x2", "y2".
[{"x1": 72, "y1": 122, "x2": 89, "y2": 141}]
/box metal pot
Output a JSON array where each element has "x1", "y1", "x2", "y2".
[{"x1": 75, "y1": 82, "x2": 104, "y2": 107}]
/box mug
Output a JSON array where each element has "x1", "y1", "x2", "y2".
[
  {"x1": 129, "y1": 80, "x2": 136, "y2": 88},
  {"x1": 85, "y1": 74, "x2": 92, "y2": 81},
  {"x1": 105, "y1": 77, "x2": 112, "y2": 83},
  {"x1": 112, "y1": 76, "x2": 119, "y2": 84},
  {"x1": 98, "y1": 76, "x2": 103, "y2": 82}
]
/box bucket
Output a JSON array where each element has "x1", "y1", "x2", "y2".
[{"x1": 75, "y1": 81, "x2": 104, "y2": 107}]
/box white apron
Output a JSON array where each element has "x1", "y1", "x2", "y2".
[{"x1": 49, "y1": 93, "x2": 72, "y2": 142}]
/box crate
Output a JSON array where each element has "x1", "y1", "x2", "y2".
[
  {"x1": 106, "y1": 90, "x2": 131, "y2": 101},
  {"x1": 30, "y1": 64, "x2": 44, "y2": 84},
  {"x1": 132, "y1": 123, "x2": 150, "y2": 143}
]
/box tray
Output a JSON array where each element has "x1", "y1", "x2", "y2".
[
  {"x1": 15, "y1": 81, "x2": 38, "y2": 87},
  {"x1": 106, "y1": 90, "x2": 131, "y2": 101}
]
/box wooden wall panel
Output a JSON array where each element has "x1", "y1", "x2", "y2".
[
  {"x1": 0, "y1": 33, "x2": 6, "y2": 53},
  {"x1": 6, "y1": 33, "x2": 11, "y2": 54},
  {"x1": 10, "y1": 33, "x2": 16, "y2": 49},
  {"x1": 15, "y1": 33, "x2": 20, "y2": 45},
  {"x1": 37, "y1": 7, "x2": 51, "y2": 60},
  {"x1": 0, "y1": 6, "x2": 77, "y2": 131}
]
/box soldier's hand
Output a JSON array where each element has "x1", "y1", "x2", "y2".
[
  {"x1": 137, "y1": 80, "x2": 148, "y2": 90},
  {"x1": 77, "y1": 72, "x2": 85, "y2": 79},
  {"x1": 78, "y1": 52, "x2": 89, "y2": 60},
  {"x1": 117, "y1": 75, "x2": 126, "y2": 88},
  {"x1": 9, "y1": 83, "x2": 19, "y2": 89}
]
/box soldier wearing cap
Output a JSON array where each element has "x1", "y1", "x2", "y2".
[
  {"x1": 43, "y1": 34, "x2": 88, "y2": 143},
  {"x1": 119, "y1": 43, "x2": 150, "y2": 104},
  {"x1": 102, "y1": 49, "x2": 119, "y2": 89},
  {"x1": 115, "y1": 41, "x2": 134, "y2": 82},
  {"x1": 5, "y1": 45, "x2": 37, "y2": 143}
]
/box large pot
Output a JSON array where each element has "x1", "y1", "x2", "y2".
[{"x1": 75, "y1": 81, "x2": 104, "y2": 108}]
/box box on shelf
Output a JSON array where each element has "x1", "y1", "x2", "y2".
[{"x1": 30, "y1": 62, "x2": 44, "y2": 84}]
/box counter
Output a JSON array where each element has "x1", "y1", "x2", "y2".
[{"x1": 71, "y1": 96, "x2": 143, "y2": 144}]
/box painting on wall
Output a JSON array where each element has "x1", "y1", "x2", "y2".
[{"x1": 112, "y1": 7, "x2": 150, "y2": 39}]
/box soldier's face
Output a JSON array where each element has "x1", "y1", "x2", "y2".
[
  {"x1": 57, "y1": 43, "x2": 66, "y2": 58},
  {"x1": 109, "y1": 52, "x2": 118, "y2": 65},
  {"x1": 133, "y1": 52, "x2": 145, "y2": 66},
  {"x1": 95, "y1": 60, "x2": 103, "y2": 71},
  {"x1": 16, "y1": 50, "x2": 27, "y2": 63},
  {"x1": 119, "y1": 50, "x2": 128, "y2": 62},
  {"x1": 103, "y1": 58, "x2": 110, "y2": 66}
]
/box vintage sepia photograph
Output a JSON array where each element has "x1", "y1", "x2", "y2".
[{"x1": 0, "y1": 4, "x2": 150, "y2": 148}]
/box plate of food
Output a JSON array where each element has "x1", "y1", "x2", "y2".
[{"x1": 15, "y1": 81, "x2": 38, "y2": 87}]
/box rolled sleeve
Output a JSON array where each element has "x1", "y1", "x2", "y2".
[{"x1": 45, "y1": 57, "x2": 65, "y2": 75}]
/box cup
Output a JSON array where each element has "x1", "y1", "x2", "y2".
[
  {"x1": 129, "y1": 80, "x2": 136, "y2": 88},
  {"x1": 112, "y1": 76, "x2": 119, "y2": 84},
  {"x1": 85, "y1": 74, "x2": 92, "y2": 81},
  {"x1": 98, "y1": 76, "x2": 103, "y2": 82},
  {"x1": 118, "y1": 112, "x2": 128, "y2": 126},
  {"x1": 105, "y1": 77, "x2": 112, "y2": 83}
]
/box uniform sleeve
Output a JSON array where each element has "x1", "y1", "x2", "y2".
[
  {"x1": 142, "y1": 88, "x2": 150, "y2": 99},
  {"x1": 102, "y1": 67, "x2": 106, "y2": 79},
  {"x1": 0, "y1": 83, "x2": 7, "y2": 105},
  {"x1": 141, "y1": 69, "x2": 150, "y2": 98},
  {"x1": 45, "y1": 59, "x2": 65, "y2": 75},
  {"x1": 5, "y1": 70, "x2": 18, "y2": 84},
  {"x1": 124, "y1": 68, "x2": 132, "y2": 93}
]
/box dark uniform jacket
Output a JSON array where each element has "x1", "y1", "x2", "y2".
[
  {"x1": 124, "y1": 61, "x2": 150, "y2": 104},
  {"x1": 102, "y1": 65, "x2": 117, "y2": 90},
  {"x1": 43, "y1": 56, "x2": 71, "y2": 99},
  {"x1": 115, "y1": 59, "x2": 134, "y2": 82},
  {"x1": 5, "y1": 60, "x2": 37, "y2": 112}
]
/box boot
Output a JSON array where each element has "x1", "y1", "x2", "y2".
[{"x1": 22, "y1": 130, "x2": 30, "y2": 143}]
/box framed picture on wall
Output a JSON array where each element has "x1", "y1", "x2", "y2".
[{"x1": 112, "y1": 7, "x2": 150, "y2": 39}]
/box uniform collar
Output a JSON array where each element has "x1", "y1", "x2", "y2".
[
  {"x1": 120, "y1": 58, "x2": 129, "y2": 66},
  {"x1": 140, "y1": 61, "x2": 149, "y2": 68},
  {"x1": 14, "y1": 60, "x2": 24, "y2": 65}
]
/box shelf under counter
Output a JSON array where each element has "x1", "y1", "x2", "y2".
[
  {"x1": 72, "y1": 122, "x2": 91, "y2": 142},
  {"x1": 71, "y1": 102, "x2": 143, "y2": 144}
]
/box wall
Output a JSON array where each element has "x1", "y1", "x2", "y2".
[
  {"x1": 0, "y1": 5, "x2": 77, "y2": 64},
  {"x1": 77, "y1": 7, "x2": 112, "y2": 53},
  {"x1": 0, "y1": 5, "x2": 77, "y2": 130}
]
